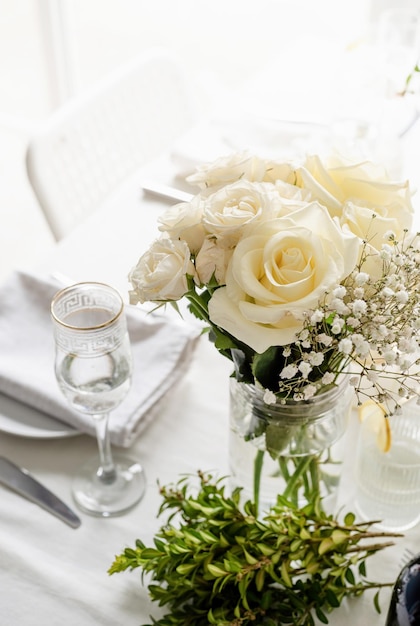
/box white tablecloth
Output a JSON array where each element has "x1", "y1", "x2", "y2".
[{"x1": 1, "y1": 160, "x2": 419, "y2": 626}]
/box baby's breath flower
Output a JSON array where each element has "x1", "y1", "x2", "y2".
[
  {"x1": 352, "y1": 299, "x2": 368, "y2": 316},
  {"x1": 380, "y1": 245, "x2": 393, "y2": 261},
  {"x1": 310, "y1": 309, "x2": 324, "y2": 325},
  {"x1": 381, "y1": 287, "x2": 394, "y2": 299},
  {"x1": 280, "y1": 364, "x2": 298, "y2": 380},
  {"x1": 347, "y1": 316, "x2": 360, "y2": 328},
  {"x1": 331, "y1": 317, "x2": 344, "y2": 334},
  {"x1": 332, "y1": 286, "x2": 346, "y2": 298},
  {"x1": 263, "y1": 389, "x2": 277, "y2": 405},
  {"x1": 282, "y1": 346, "x2": 291, "y2": 357},
  {"x1": 399, "y1": 357, "x2": 412, "y2": 371},
  {"x1": 330, "y1": 298, "x2": 350, "y2": 315},
  {"x1": 308, "y1": 351, "x2": 324, "y2": 366},
  {"x1": 395, "y1": 290, "x2": 409, "y2": 304},
  {"x1": 298, "y1": 362, "x2": 312, "y2": 379},
  {"x1": 322, "y1": 372, "x2": 335, "y2": 385},
  {"x1": 303, "y1": 384, "x2": 317, "y2": 399},
  {"x1": 351, "y1": 334, "x2": 370, "y2": 356},
  {"x1": 338, "y1": 338, "x2": 352, "y2": 355},
  {"x1": 355, "y1": 272, "x2": 369, "y2": 286},
  {"x1": 317, "y1": 333, "x2": 333, "y2": 346},
  {"x1": 366, "y1": 370, "x2": 379, "y2": 383},
  {"x1": 383, "y1": 349, "x2": 397, "y2": 365}
]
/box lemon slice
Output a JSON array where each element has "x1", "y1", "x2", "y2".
[{"x1": 358, "y1": 400, "x2": 392, "y2": 453}]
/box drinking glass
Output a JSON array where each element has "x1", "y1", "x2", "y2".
[
  {"x1": 51, "y1": 281, "x2": 146, "y2": 517},
  {"x1": 355, "y1": 402, "x2": 420, "y2": 532}
]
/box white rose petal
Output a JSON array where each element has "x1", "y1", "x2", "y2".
[
  {"x1": 296, "y1": 154, "x2": 414, "y2": 247},
  {"x1": 158, "y1": 198, "x2": 205, "y2": 253},
  {"x1": 195, "y1": 238, "x2": 231, "y2": 285}
]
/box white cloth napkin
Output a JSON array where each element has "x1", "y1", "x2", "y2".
[{"x1": 0, "y1": 271, "x2": 200, "y2": 447}]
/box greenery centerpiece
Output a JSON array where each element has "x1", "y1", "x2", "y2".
[{"x1": 110, "y1": 472, "x2": 401, "y2": 625}]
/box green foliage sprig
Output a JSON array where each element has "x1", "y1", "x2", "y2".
[{"x1": 109, "y1": 472, "x2": 400, "y2": 626}]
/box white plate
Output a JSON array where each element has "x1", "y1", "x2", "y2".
[{"x1": 0, "y1": 393, "x2": 80, "y2": 439}]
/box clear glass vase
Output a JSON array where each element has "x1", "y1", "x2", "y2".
[{"x1": 229, "y1": 377, "x2": 353, "y2": 515}]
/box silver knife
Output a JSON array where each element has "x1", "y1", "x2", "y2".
[{"x1": 0, "y1": 457, "x2": 81, "y2": 529}]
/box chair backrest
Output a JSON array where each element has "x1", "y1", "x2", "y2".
[{"x1": 26, "y1": 49, "x2": 199, "y2": 240}]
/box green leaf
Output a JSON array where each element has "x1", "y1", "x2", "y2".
[
  {"x1": 265, "y1": 423, "x2": 294, "y2": 459},
  {"x1": 315, "y1": 606, "x2": 329, "y2": 624},
  {"x1": 345, "y1": 567, "x2": 356, "y2": 585},
  {"x1": 252, "y1": 346, "x2": 283, "y2": 390},
  {"x1": 212, "y1": 327, "x2": 237, "y2": 351},
  {"x1": 140, "y1": 548, "x2": 163, "y2": 559},
  {"x1": 319, "y1": 537, "x2": 334, "y2": 555},
  {"x1": 206, "y1": 563, "x2": 228, "y2": 578},
  {"x1": 281, "y1": 560, "x2": 292, "y2": 588},
  {"x1": 243, "y1": 549, "x2": 259, "y2": 565},
  {"x1": 300, "y1": 528, "x2": 311, "y2": 540},
  {"x1": 331, "y1": 529, "x2": 348, "y2": 545},
  {"x1": 255, "y1": 568, "x2": 265, "y2": 592},
  {"x1": 326, "y1": 588, "x2": 340, "y2": 608},
  {"x1": 344, "y1": 512, "x2": 356, "y2": 526},
  {"x1": 176, "y1": 563, "x2": 196, "y2": 575}
]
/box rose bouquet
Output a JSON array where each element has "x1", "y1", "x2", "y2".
[{"x1": 129, "y1": 152, "x2": 420, "y2": 416}]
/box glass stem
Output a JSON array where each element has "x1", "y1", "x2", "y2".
[{"x1": 93, "y1": 413, "x2": 117, "y2": 484}]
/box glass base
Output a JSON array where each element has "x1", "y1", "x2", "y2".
[{"x1": 72, "y1": 454, "x2": 146, "y2": 517}]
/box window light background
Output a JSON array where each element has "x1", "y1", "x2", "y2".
[{"x1": 0, "y1": 0, "x2": 419, "y2": 279}]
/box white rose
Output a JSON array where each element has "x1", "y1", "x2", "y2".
[
  {"x1": 208, "y1": 202, "x2": 360, "y2": 354},
  {"x1": 202, "y1": 180, "x2": 281, "y2": 248},
  {"x1": 186, "y1": 152, "x2": 268, "y2": 192},
  {"x1": 158, "y1": 197, "x2": 205, "y2": 253},
  {"x1": 195, "y1": 237, "x2": 232, "y2": 285},
  {"x1": 128, "y1": 236, "x2": 195, "y2": 303},
  {"x1": 342, "y1": 199, "x2": 413, "y2": 250},
  {"x1": 295, "y1": 155, "x2": 414, "y2": 242}
]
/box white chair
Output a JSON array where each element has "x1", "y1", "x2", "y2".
[{"x1": 26, "y1": 49, "x2": 200, "y2": 240}]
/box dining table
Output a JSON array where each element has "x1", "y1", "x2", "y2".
[{"x1": 1, "y1": 134, "x2": 420, "y2": 626}]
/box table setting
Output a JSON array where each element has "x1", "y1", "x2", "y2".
[{"x1": 2, "y1": 109, "x2": 420, "y2": 625}]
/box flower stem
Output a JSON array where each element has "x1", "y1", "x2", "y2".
[
  {"x1": 253, "y1": 450, "x2": 264, "y2": 516},
  {"x1": 282, "y1": 456, "x2": 314, "y2": 502}
]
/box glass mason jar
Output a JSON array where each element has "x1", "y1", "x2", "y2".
[{"x1": 229, "y1": 377, "x2": 353, "y2": 515}]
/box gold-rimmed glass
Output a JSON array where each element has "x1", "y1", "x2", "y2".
[{"x1": 51, "y1": 281, "x2": 146, "y2": 517}]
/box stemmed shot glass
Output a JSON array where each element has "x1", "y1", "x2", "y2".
[{"x1": 51, "y1": 282, "x2": 146, "y2": 517}]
